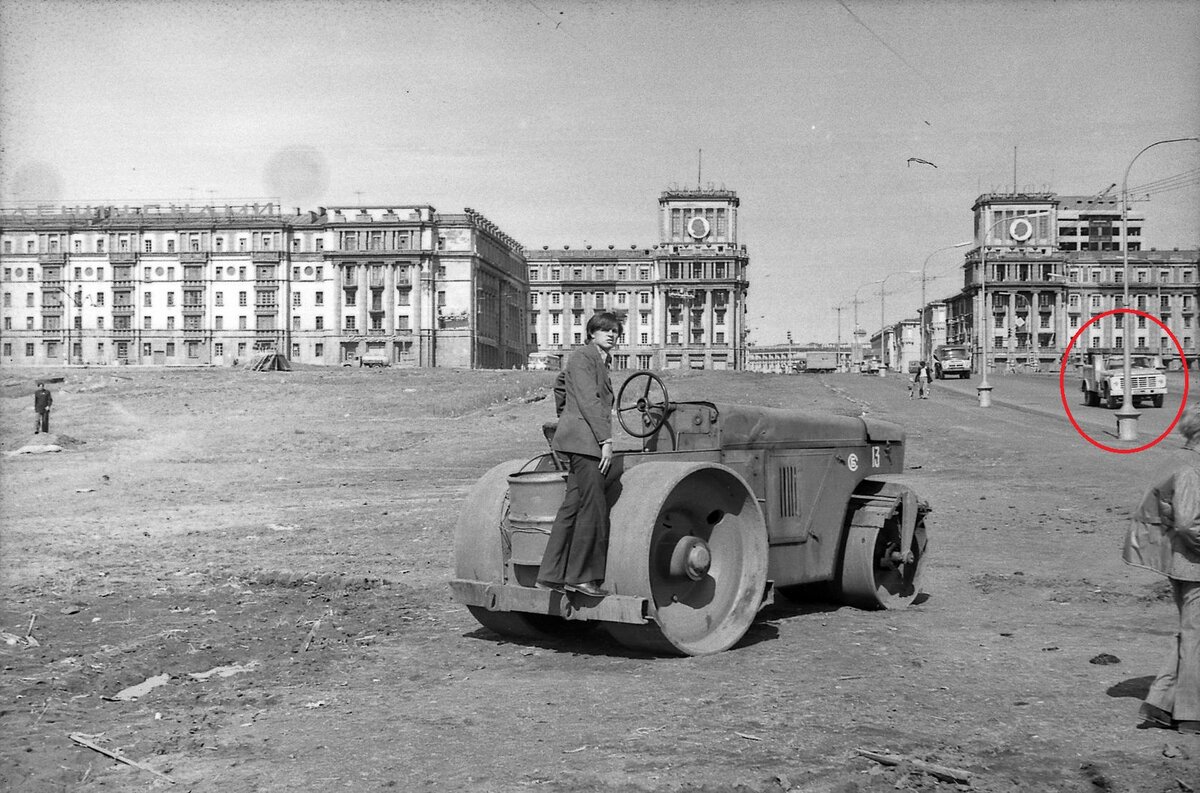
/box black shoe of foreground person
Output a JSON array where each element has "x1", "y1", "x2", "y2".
[
  {"x1": 1137, "y1": 703, "x2": 1175, "y2": 729},
  {"x1": 565, "y1": 582, "x2": 608, "y2": 597},
  {"x1": 536, "y1": 580, "x2": 564, "y2": 592}
]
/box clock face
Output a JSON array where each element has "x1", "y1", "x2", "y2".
[
  {"x1": 687, "y1": 216, "x2": 710, "y2": 240},
  {"x1": 1009, "y1": 217, "x2": 1034, "y2": 242}
]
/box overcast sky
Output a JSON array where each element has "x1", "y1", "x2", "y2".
[{"x1": 2, "y1": 0, "x2": 1198, "y2": 345}]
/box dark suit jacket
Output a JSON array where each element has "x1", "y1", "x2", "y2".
[
  {"x1": 551, "y1": 343, "x2": 613, "y2": 457},
  {"x1": 34, "y1": 388, "x2": 52, "y2": 412}
]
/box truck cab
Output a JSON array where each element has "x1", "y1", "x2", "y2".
[
  {"x1": 932, "y1": 345, "x2": 971, "y2": 379},
  {"x1": 1080, "y1": 353, "x2": 1166, "y2": 409}
]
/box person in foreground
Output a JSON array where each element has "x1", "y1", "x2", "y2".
[
  {"x1": 1125, "y1": 402, "x2": 1200, "y2": 735},
  {"x1": 537, "y1": 312, "x2": 622, "y2": 598}
]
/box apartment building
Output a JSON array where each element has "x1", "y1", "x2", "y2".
[
  {"x1": 0, "y1": 202, "x2": 528, "y2": 368},
  {"x1": 941, "y1": 191, "x2": 1199, "y2": 368},
  {"x1": 527, "y1": 187, "x2": 750, "y2": 370}
]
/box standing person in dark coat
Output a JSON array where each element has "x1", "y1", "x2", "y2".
[
  {"x1": 33, "y1": 381, "x2": 52, "y2": 434},
  {"x1": 538, "y1": 312, "x2": 623, "y2": 597}
]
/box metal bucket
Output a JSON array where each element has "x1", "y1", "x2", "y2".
[{"x1": 505, "y1": 470, "x2": 567, "y2": 568}]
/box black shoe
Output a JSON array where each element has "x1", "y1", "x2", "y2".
[
  {"x1": 1138, "y1": 703, "x2": 1174, "y2": 729},
  {"x1": 535, "y1": 580, "x2": 564, "y2": 592},
  {"x1": 565, "y1": 581, "x2": 608, "y2": 597}
]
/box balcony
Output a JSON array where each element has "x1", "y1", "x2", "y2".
[
  {"x1": 38, "y1": 253, "x2": 66, "y2": 264},
  {"x1": 252, "y1": 251, "x2": 281, "y2": 263},
  {"x1": 183, "y1": 326, "x2": 206, "y2": 335},
  {"x1": 40, "y1": 305, "x2": 64, "y2": 316},
  {"x1": 255, "y1": 306, "x2": 278, "y2": 315},
  {"x1": 180, "y1": 252, "x2": 208, "y2": 264},
  {"x1": 112, "y1": 306, "x2": 135, "y2": 316},
  {"x1": 112, "y1": 326, "x2": 135, "y2": 336},
  {"x1": 255, "y1": 281, "x2": 278, "y2": 290},
  {"x1": 182, "y1": 305, "x2": 205, "y2": 316},
  {"x1": 41, "y1": 326, "x2": 63, "y2": 336},
  {"x1": 109, "y1": 252, "x2": 137, "y2": 264}
]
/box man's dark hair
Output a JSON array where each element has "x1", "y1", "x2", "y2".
[{"x1": 586, "y1": 312, "x2": 624, "y2": 339}]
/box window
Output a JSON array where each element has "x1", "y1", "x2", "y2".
[
  {"x1": 552, "y1": 332, "x2": 560, "y2": 345},
  {"x1": 238, "y1": 238, "x2": 247, "y2": 251},
  {"x1": 215, "y1": 292, "x2": 224, "y2": 307},
  {"x1": 345, "y1": 316, "x2": 356, "y2": 330},
  {"x1": 1137, "y1": 336, "x2": 1146, "y2": 348},
  {"x1": 166, "y1": 292, "x2": 175, "y2": 307},
  {"x1": 144, "y1": 317, "x2": 152, "y2": 329},
  {"x1": 1, "y1": 293, "x2": 8, "y2": 307},
  {"x1": 1115, "y1": 315, "x2": 1123, "y2": 329},
  {"x1": 315, "y1": 343, "x2": 324, "y2": 356},
  {"x1": 167, "y1": 239, "x2": 175, "y2": 253},
  {"x1": 1090, "y1": 295, "x2": 1101, "y2": 309},
  {"x1": 26, "y1": 293, "x2": 33, "y2": 307},
  {"x1": 573, "y1": 333, "x2": 582, "y2": 344},
  {"x1": 293, "y1": 293, "x2": 301, "y2": 307},
  {"x1": 239, "y1": 291, "x2": 247, "y2": 307},
  {"x1": 145, "y1": 239, "x2": 153, "y2": 253},
  {"x1": 166, "y1": 343, "x2": 175, "y2": 356},
  {"x1": 397, "y1": 315, "x2": 410, "y2": 330},
  {"x1": 315, "y1": 240, "x2": 324, "y2": 253},
  {"x1": 97, "y1": 317, "x2": 104, "y2": 329},
  {"x1": 144, "y1": 293, "x2": 152, "y2": 307},
  {"x1": 640, "y1": 332, "x2": 649, "y2": 345},
  {"x1": 397, "y1": 288, "x2": 410, "y2": 306},
  {"x1": 145, "y1": 267, "x2": 152, "y2": 280},
  {"x1": 639, "y1": 292, "x2": 651, "y2": 305},
  {"x1": 1115, "y1": 337, "x2": 1123, "y2": 349},
  {"x1": 437, "y1": 291, "x2": 446, "y2": 307},
  {"x1": 25, "y1": 343, "x2": 34, "y2": 357},
  {"x1": 292, "y1": 317, "x2": 301, "y2": 330},
  {"x1": 1137, "y1": 316, "x2": 1147, "y2": 329},
  {"x1": 94, "y1": 292, "x2": 104, "y2": 307},
  {"x1": 2, "y1": 343, "x2": 9, "y2": 356},
  {"x1": 235, "y1": 316, "x2": 245, "y2": 330},
  {"x1": 215, "y1": 316, "x2": 224, "y2": 330},
  {"x1": 315, "y1": 291, "x2": 324, "y2": 306},
  {"x1": 1137, "y1": 270, "x2": 1147, "y2": 283},
  {"x1": 551, "y1": 293, "x2": 561, "y2": 306},
  {"x1": 315, "y1": 316, "x2": 324, "y2": 330}
]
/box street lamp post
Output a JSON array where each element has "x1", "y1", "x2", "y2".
[
  {"x1": 919, "y1": 242, "x2": 972, "y2": 364},
  {"x1": 1117, "y1": 136, "x2": 1200, "y2": 440},
  {"x1": 977, "y1": 211, "x2": 1051, "y2": 407},
  {"x1": 833, "y1": 304, "x2": 845, "y2": 371}
]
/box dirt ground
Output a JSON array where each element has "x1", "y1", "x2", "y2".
[{"x1": 2, "y1": 364, "x2": 1199, "y2": 793}]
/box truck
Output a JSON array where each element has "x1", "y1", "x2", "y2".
[
  {"x1": 932, "y1": 345, "x2": 972, "y2": 379},
  {"x1": 1080, "y1": 354, "x2": 1167, "y2": 409},
  {"x1": 451, "y1": 371, "x2": 929, "y2": 656},
  {"x1": 803, "y1": 350, "x2": 839, "y2": 373}
]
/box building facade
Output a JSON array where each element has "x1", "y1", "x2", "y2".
[
  {"x1": 941, "y1": 192, "x2": 1198, "y2": 369},
  {"x1": 527, "y1": 188, "x2": 750, "y2": 370},
  {"x1": 0, "y1": 203, "x2": 528, "y2": 368}
]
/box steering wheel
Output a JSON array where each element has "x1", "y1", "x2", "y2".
[{"x1": 617, "y1": 372, "x2": 671, "y2": 438}]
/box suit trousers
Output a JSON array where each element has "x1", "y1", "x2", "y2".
[
  {"x1": 538, "y1": 452, "x2": 612, "y2": 586},
  {"x1": 1145, "y1": 578, "x2": 1200, "y2": 722},
  {"x1": 35, "y1": 410, "x2": 49, "y2": 434}
]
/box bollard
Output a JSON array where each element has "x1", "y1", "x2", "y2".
[{"x1": 977, "y1": 384, "x2": 993, "y2": 408}]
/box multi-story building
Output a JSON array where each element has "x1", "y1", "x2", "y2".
[
  {"x1": 941, "y1": 191, "x2": 1198, "y2": 369},
  {"x1": 0, "y1": 202, "x2": 528, "y2": 368},
  {"x1": 527, "y1": 187, "x2": 750, "y2": 370}
]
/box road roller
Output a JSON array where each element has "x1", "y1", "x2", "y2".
[{"x1": 450, "y1": 372, "x2": 930, "y2": 656}]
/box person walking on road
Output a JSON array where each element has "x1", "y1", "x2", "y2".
[
  {"x1": 912, "y1": 361, "x2": 932, "y2": 399},
  {"x1": 1125, "y1": 402, "x2": 1200, "y2": 735},
  {"x1": 537, "y1": 312, "x2": 623, "y2": 598},
  {"x1": 33, "y1": 381, "x2": 52, "y2": 434}
]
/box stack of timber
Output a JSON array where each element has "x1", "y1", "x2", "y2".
[{"x1": 248, "y1": 352, "x2": 292, "y2": 372}]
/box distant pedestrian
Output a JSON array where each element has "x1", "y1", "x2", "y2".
[
  {"x1": 1125, "y1": 402, "x2": 1200, "y2": 735},
  {"x1": 913, "y1": 361, "x2": 932, "y2": 399},
  {"x1": 33, "y1": 381, "x2": 52, "y2": 434}
]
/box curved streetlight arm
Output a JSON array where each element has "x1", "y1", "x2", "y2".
[
  {"x1": 1116, "y1": 136, "x2": 1200, "y2": 438},
  {"x1": 919, "y1": 241, "x2": 972, "y2": 362}
]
